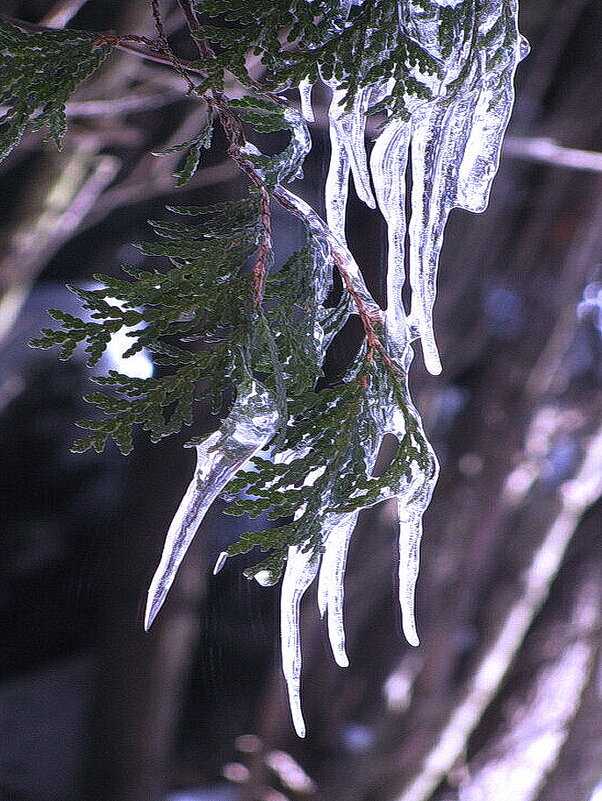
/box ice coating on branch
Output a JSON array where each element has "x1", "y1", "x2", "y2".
[
  {"x1": 144, "y1": 379, "x2": 279, "y2": 630},
  {"x1": 277, "y1": 185, "x2": 382, "y2": 322}
]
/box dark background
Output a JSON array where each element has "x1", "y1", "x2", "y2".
[{"x1": 0, "y1": 1, "x2": 601, "y2": 800}]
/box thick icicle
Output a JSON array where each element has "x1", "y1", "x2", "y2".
[
  {"x1": 145, "y1": 380, "x2": 279, "y2": 630},
  {"x1": 457, "y1": 40, "x2": 531, "y2": 210},
  {"x1": 281, "y1": 545, "x2": 321, "y2": 738},
  {"x1": 317, "y1": 511, "x2": 359, "y2": 668},
  {"x1": 324, "y1": 84, "x2": 375, "y2": 244}
]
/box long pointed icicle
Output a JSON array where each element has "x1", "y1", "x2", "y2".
[
  {"x1": 370, "y1": 118, "x2": 411, "y2": 355},
  {"x1": 317, "y1": 511, "x2": 360, "y2": 668},
  {"x1": 281, "y1": 545, "x2": 321, "y2": 738},
  {"x1": 407, "y1": 97, "x2": 476, "y2": 375},
  {"x1": 397, "y1": 486, "x2": 436, "y2": 647},
  {"x1": 145, "y1": 380, "x2": 279, "y2": 630}
]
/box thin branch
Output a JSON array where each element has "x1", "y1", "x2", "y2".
[
  {"x1": 149, "y1": 0, "x2": 197, "y2": 93},
  {"x1": 176, "y1": 0, "x2": 215, "y2": 59},
  {"x1": 0, "y1": 13, "x2": 207, "y2": 77},
  {"x1": 0, "y1": 90, "x2": 182, "y2": 122},
  {"x1": 253, "y1": 187, "x2": 272, "y2": 306},
  {"x1": 504, "y1": 137, "x2": 602, "y2": 172}
]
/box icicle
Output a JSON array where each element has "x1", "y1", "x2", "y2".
[
  {"x1": 335, "y1": 85, "x2": 376, "y2": 210},
  {"x1": 324, "y1": 90, "x2": 351, "y2": 243},
  {"x1": 370, "y1": 118, "x2": 411, "y2": 354},
  {"x1": 406, "y1": 96, "x2": 478, "y2": 376},
  {"x1": 145, "y1": 380, "x2": 279, "y2": 630},
  {"x1": 298, "y1": 78, "x2": 315, "y2": 123},
  {"x1": 457, "y1": 53, "x2": 530, "y2": 210},
  {"x1": 317, "y1": 511, "x2": 359, "y2": 668},
  {"x1": 280, "y1": 545, "x2": 321, "y2": 738},
  {"x1": 397, "y1": 487, "x2": 434, "y2": 647},
  {"x1": 369, "y1": 0, "x2": 528, "y2": 376},
  {"x1": 324, "y1": 84, "x2": 375, "y2": 244}
]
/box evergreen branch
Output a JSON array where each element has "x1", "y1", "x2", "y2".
[
  {"x1": 150, "y1": 0, "x2": 197, "y2": 93},
  {"x1": 0, "y1": 14, "x2": 209, "y2": 78},
  {"x1": 17, "y1": 0, "x2": 526, "y2": 740},
  {"x1": 0, "y1": 17, "x2": 115, "y2": 159}
]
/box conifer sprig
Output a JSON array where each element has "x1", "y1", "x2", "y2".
[{"x1": 0, "y1": 18, "x2": 115, "y2": 159}]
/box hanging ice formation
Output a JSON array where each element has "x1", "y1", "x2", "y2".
[{"x1": 145, "y1": 0, "x2": 528, "y2": 736}]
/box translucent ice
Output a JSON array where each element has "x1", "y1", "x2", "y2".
[
  {"x1": 274, "y1": 0, "x2": 526, "y2": 733},
  {"x1": 281, "y1": 544, "x2": 320, "y2": 738},
  {"x1": 145, "y1": 380, "x2": 279, "y2": 630},
  {"x1": 368, "y1": 0, "x2": 527, "y2": 374},
  {"x1": 325, "y1": 84, "x2": 375, "y2": 244},
  {"x1": 317, "y1": 511, "x2": 359, "y2": 668},
  {"x1": 397, "y1": 486, "x2": 434, "y2": 647}
]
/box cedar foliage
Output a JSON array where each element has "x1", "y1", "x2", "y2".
[{"x1": 10, "y1": 2, "x2": 445, "y2": 581}]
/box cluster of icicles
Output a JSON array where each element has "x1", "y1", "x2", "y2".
[{"x1": 144, "y1": 0, "x2": 528, "y2": 736}]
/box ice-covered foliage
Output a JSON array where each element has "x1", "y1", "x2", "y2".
[{"x1": 21, "y1": 0, "x2": 527, "y2": 736}]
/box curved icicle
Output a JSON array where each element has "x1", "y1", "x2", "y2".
[
  {"x1": 281, "y1": 545, "x2": 321, "y2": 738},
  {"x1": 317, "y1": 511, "x2": 359, "y2": 668},
  {"x1": 145, "y1": 380, "x2": 279, "y2": 630}
]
